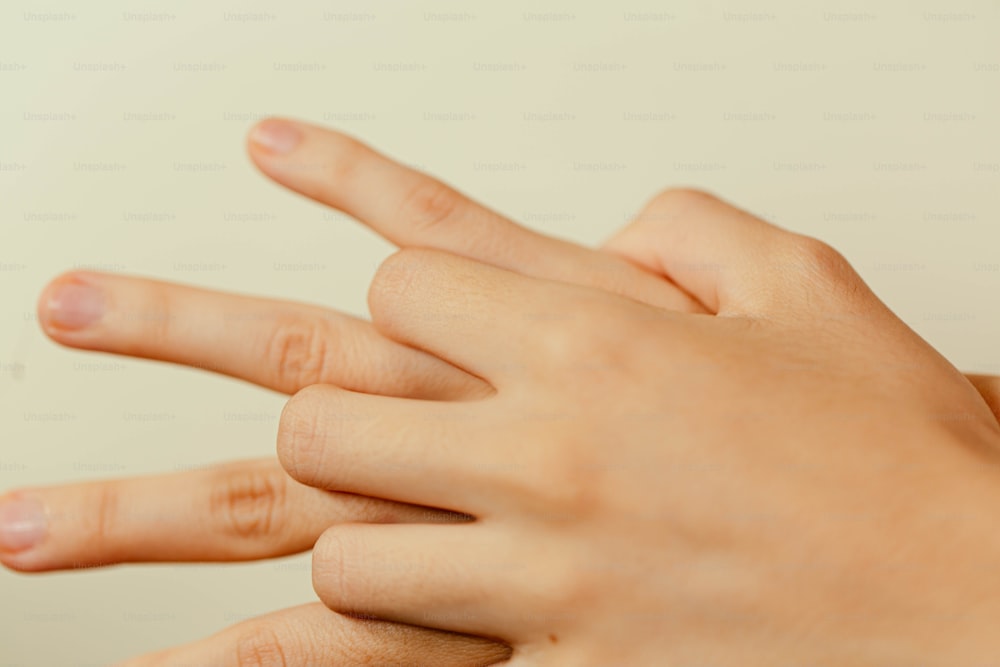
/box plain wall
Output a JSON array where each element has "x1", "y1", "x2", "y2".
[{"x1": 1, "y1": 0, "x2": 998, "y2": 664}]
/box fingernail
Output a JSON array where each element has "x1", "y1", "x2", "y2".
[
  {"x1": 0, "y1": 497, "x2": 48, "y2": 553},
  {"x1": 250, "y1": 119, "x2": 302, "y2": 155},
  {"x1": 44, "y1": 281, "x2": 105, "y2": 330}
]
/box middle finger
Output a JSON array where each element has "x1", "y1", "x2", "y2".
[
  {"x1": 0, "y1": 458, "x2": 462, "y2": 573},
  {"x1": 38, "y1": 270, "x2": 489, "y2": 400}
]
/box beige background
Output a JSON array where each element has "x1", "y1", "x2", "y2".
[{"x1": 1, "y1": 0, "x2": 998, "y2": 664}]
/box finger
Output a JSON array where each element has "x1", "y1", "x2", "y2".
[
  {"x1": 277, "y1": 385, "x2": 499, "y2": 514},
  {"x1": 368, "y1": 248, "x2": 633, "y2": 383},
  {"x1": 602, "y1": 188, "x2": 869, "y2": 315},
  {"x1": 313, "y1": 524, "x2": 526, "y2": 640},
  {"x1": 0, "y1": 459, "x2": 460, "y2": 573},
  {"x1": 38, "y1": 270, "x2": 486, "y2": 400},
  {"x1": 116, "y1": 602, "x2": 511, "y2": 667},
  {"x1": 247, "y1": 117, "x2": 703, "y2": 313}
]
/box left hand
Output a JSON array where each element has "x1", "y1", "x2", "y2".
[
  {"x1": 3, "y1": 120, "x2": 700, "y2": 574},
  {"x1": 4, "y1": 120, "x2": 707, "y2": 665},
  {"x1": 287, "y1": 198, "x2": 1000, "y2": 665}
]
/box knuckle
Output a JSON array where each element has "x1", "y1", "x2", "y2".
[
  {"x1": 615, "y1": 188, "x2": 720, "y2": 245},
  {"x1": 367, "y1": 249, "x2": 433, "y2": 324},
  {"x1": 264, "y1": 316, "x2": 333, "y2": 391},
  {"x1": 210, "y1": 462, "x2": 288, "y2": 542},
  {"x1": 535, "y1": 322, "x2": 593, "y2": 369},
  {"x1": 532, "y1": 298, "x2": 626, "y2": 373},
  {"x1": 396, "y1": 178, "x2": 462, "y2": 235},
  {"x1": 530, "y1": 446, "x2": 602, "y2": 517},
  {"x1": 782, "y1": 235, "x2": 859, "y2": 287},
  {"x1": 544, "y1": 558, "x2": 603, "y2": 614},
  {"x1": 276, "y1": 385, "x2": 333, "y2": 485},
  {"x1": 86, "y1": 484, "x2": 119, "y2": 551},
  {"x1": 322, "y1": 133, "x2": 369, "y2": 186},
  {"x1": 90, "y1": 483, "x2": 120, "y2": 554},
  {"x1": 312, "y1": 527, "x2": 354, "y2": 613},
  {"x1": 130, "y1": 282, "x2": 175, "y2": 347},
  {"x1": 234, "y1": 624, "x2": 289, "y2": 667},
  {"x1": 648, "y1": 187, "x2": 717, "y2": 218}
]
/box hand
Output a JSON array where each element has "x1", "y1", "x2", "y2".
[
  {"x1": 288, "y1": 193, "x2": 1000, "y2": 665},
  {"x1": 9, "y1": 121, "x2": 999, "y2": 575},
  {"x1": 6, "y1": 119, "x2": 999, "y2": 663},
  {"x1": 2, "y1": 119, "x2": 706, "y2": 664},
  {"x1": 3, "y1": 120, "x2": 702, "y2": 575}
]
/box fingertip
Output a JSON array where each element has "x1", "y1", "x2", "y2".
[
  {"x1": 247, "y1": 117, "x2": 303, "y2": 158},
  {"x1": 0, "y1": 491, "x2": 51, "y2": 571},
  {"x1": 36, "y1": 271, "x2": 72, "y2": 330},
  {"x1": 37, "y1": 271, "x2": 107, "y2": 338}
]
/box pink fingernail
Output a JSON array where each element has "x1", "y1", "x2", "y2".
[
  {"x1": 44, "y1": 281, "x2": 105, "y2": 330},
  {"x1": 0, "y1": 496, "x2": 48, "y2": 553},
  {"x1": 250, "y1": 119, "x2": 302, "y2": 155}
]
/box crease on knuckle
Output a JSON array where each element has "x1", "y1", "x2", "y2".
[
  {"x1": 91, "y1": 482, "x2": 120, "y2": 555},
  {"x1": 211, "y1": 463, "x2": 287, "y2": 542},
  {"x1": 265, "y1": 317, "x2": 332, "y2": 391},
  {"x1": 397, "y1": 178, "x2": 461, "y2": 235},
  {"x1": 235, "y1": 624, "x2": 289, "y2": 667},
  {"x1": 322, "y1": 133, "x2": 368, "y2": 188},
  {"x1": 121, "y1": 284, "x2": 174, "y2": 353}
]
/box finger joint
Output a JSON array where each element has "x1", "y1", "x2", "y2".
[
  {"x1": 235, "y1": 625, "x2": 289, "y2": 667},
  {"x1": 211, "y1": 463, "x2": 288, "y2": 542},
  {"x1": 265, "y1": 317, "x2": 333, "y2": 392}
]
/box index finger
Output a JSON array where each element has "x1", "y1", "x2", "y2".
[{"x1": 247, "y1": 117, "x2": 703, "y2": 313}]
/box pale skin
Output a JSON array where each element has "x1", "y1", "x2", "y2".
[
  {"x1": 2, "y1": 119, "x2": 1000, "y2": 664},
  {"x1": 321, "y1": 238, "x2": 1000, "y2": 665}
]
